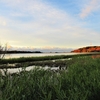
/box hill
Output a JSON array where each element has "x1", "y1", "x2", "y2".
[{"x1": 71, "y1": 46, "x2": 100, "y2": 53}]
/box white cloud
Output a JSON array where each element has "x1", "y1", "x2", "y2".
[
  {"x1": 0, "y1": 0, "x2": 100, "y2": 49},
  {"x1": 80, "y1": 0, "x2": 100, "y2": 18}
]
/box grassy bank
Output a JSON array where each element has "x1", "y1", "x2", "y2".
[
  {"x1": 0, "y1": 57, "x2": 100, "y2": 100},
  {"x1": 0, "y1": 53, "x2": 100, "y2": 69},
  {"x1": 0, "y1": 55, "x2": 71, "y2": 64},
  {"x1": 0, "y1": 53, "x2": 100, "y2": 64}
]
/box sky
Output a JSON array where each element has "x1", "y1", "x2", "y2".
[{"x1": 0, "y1": 0, "x2": 100, "y2": 52}]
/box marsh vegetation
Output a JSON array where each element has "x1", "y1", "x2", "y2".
[{"x1": 0, "y1": 56, "x2": 100, "y2": 100}]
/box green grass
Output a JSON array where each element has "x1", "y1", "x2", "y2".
[{"x1": 0, "y1": 57, "x2": 100, "y2": 100}]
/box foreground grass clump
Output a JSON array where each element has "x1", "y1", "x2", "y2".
[{"x1": 0, "y1": 57, "x2": 100, "y2": 100}]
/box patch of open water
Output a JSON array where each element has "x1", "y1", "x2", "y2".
[{"x1": 0, "y1": 65, "x2": 61, "y2": 76}]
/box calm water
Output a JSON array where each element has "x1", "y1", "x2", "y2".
[
  {"x1": 0, "y1": 65, "x2": 61, "y2": 76},
  {"x1": 4, "y1": 52, "x2": 79, "y2": 59}
]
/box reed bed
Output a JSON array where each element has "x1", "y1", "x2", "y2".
[{"x1": 0, "y1": 57, "x2": 100, "y2": 100}]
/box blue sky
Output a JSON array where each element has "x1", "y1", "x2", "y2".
[{"x1": 0, "y1": 0, "x2": 100, "y2": 51}]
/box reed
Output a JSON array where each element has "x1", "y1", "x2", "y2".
[{"x1": 0, "y1": 57, "x2": 100, "y2": 100}]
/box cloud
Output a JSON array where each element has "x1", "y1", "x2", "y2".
[
  {"x1": 8, "y1": 45, "x2": 73, "y2": 52},
  {"x1": 0, "y1": 0, "x2": 100, "y2": 49},
  {"x1": 80, "y1": 0, "x2": 100, "y2": 18},
  {"x1": 0, "y1": 17, "x2": 7, "y2": 26}
]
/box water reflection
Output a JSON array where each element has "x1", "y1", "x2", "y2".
[{"x1": 0, "y1": 65, "x2": 60, "y2": 76}]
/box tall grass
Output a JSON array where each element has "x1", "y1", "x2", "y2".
[{"x1": 0, "y1": 57, "x2": 100, "y2": 100}]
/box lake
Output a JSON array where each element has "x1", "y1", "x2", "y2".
[{"x1": 4, "y1": 52, "x2": 79, "y2": 59}]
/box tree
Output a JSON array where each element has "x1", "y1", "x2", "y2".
[{"x1": 0, "y1": 44, "x2": 7, "y2": 60}]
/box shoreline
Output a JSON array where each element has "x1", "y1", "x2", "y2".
[{"x1": 0, "y1": 52, "x2": 100, "y2": 69}]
